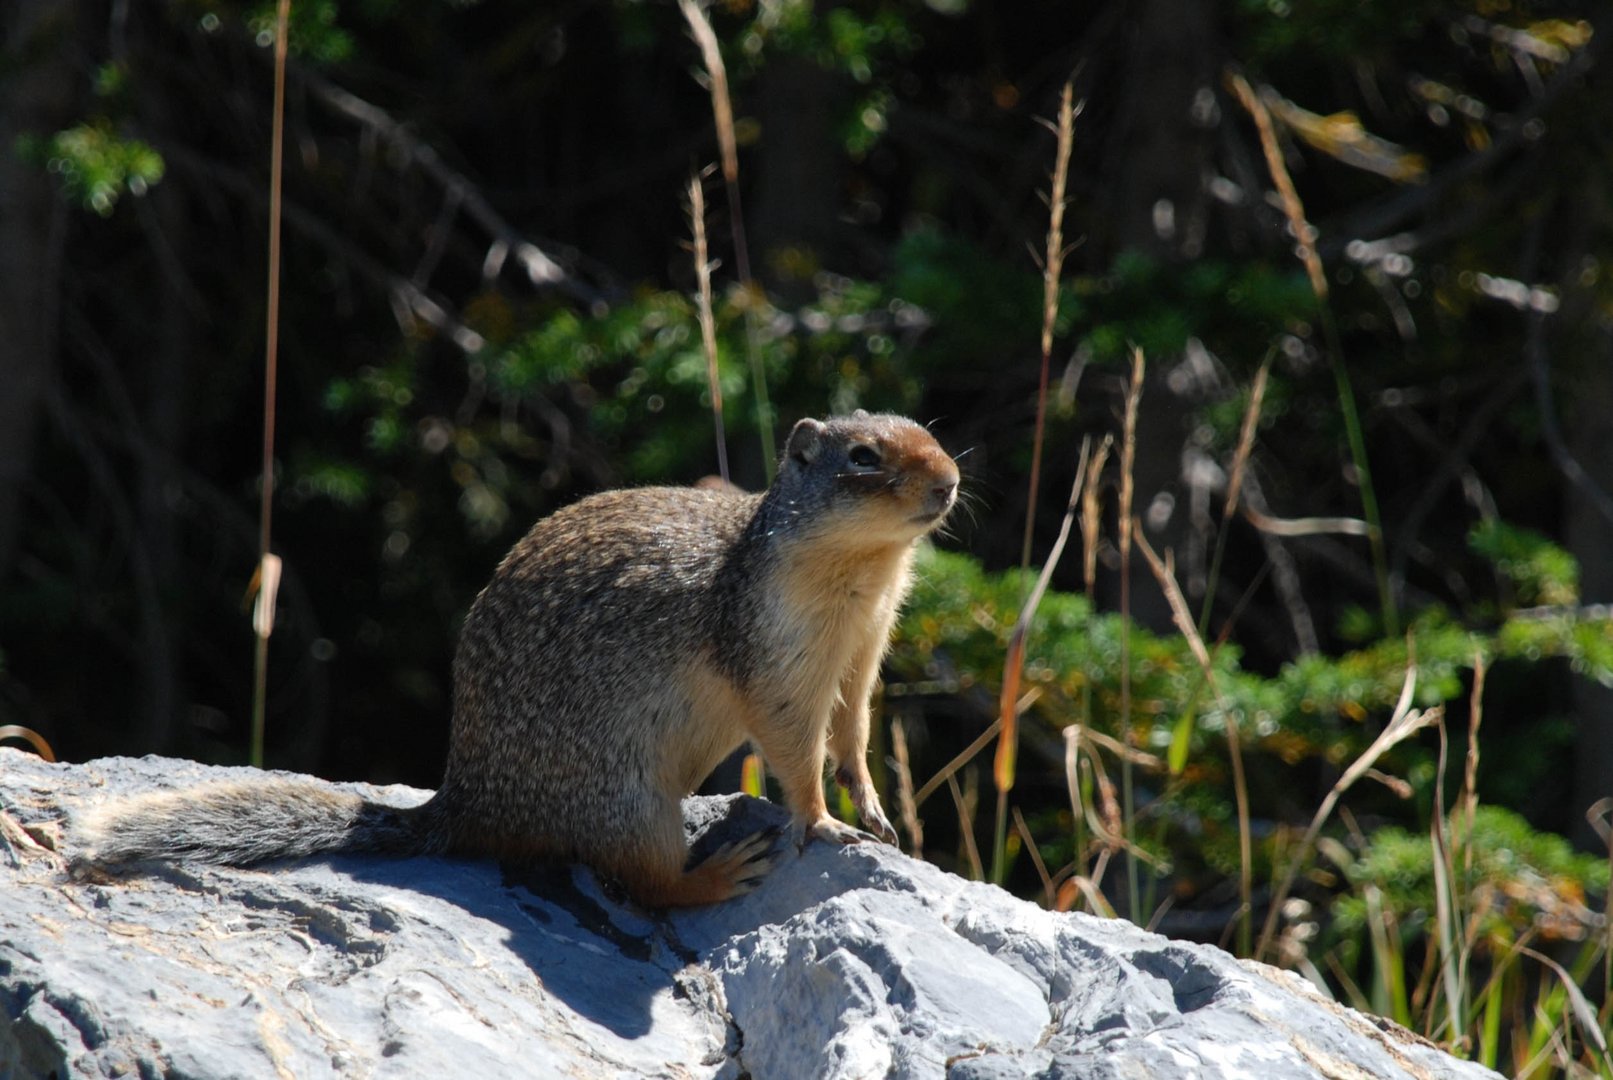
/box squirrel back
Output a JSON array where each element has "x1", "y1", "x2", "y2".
[{"x1": 73, "y1": 412, "x2": 959, "y2": 907}]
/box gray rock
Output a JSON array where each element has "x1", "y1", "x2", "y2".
[{"x1": 0, "y1": 750, "x2": 1498, "y2": 1079}]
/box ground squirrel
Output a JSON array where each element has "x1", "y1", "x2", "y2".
[{"x1": 72, "y1": 412, "x2": 959, "y2": 907}]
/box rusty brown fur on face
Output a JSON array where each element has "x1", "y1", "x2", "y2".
[{"x1": 72, "y1": 412, "x2": 959, "y2": 909}]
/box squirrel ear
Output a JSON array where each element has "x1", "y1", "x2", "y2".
[
  {"x1": 786, "y1": 418, "x2": 827, "y2": 465},
  {"x1": 852, "y1": 408, "x2": 870, "y2": 419}
]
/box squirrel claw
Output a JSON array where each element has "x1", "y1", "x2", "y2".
[
  {"x1": 833, "y1": 766, "x2": 899, "y2": 846},
  {"x1": 863, "y1": 813, "x2": 898, "y2": 847},
  {"x1": 800, "y1": 816, "x2": 874, "y2": 850}
]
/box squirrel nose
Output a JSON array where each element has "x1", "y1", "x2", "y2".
[{"x1": 932, "y1": 480, "x2": 958, "y2": 505}]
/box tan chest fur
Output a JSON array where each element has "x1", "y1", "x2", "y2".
[
  {"x1": 662, "y1": 537, "x2": 916, "y2": 796},
  {"x1": 765, "y1": 540, "x2": 914, "y2": 711}
]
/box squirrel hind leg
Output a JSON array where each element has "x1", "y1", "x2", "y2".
[
  {"x1": 599, "y1": 810, "x2": 780, "y2": 909},
  {"x1": 679, "y1": 830, "x2": 781, "y2": 901}
]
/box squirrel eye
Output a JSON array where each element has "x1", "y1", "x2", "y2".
[{"x1": 848, "y1": 444, "x2": 881, "y2": 470}]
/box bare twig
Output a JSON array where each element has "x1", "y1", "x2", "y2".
[
  {"x1": 1386, "y1": 367, "x2": 1529, "y2": 588},
  {"x1": 1237, "y1": 473, "x2": 1319, "y2": 653},
  {"x1": 1527, "y1": 308, "x2": 1613, "y2": 528},
  {"x1": 163, "y1": 145, "x2": 489, "y2": 355},
  {"x1": 1319, "y1": 32, "x2": 1605, "y2": 257},
  {"x1": 298, "y1": 72, "x2": 597, "y2": 304}
]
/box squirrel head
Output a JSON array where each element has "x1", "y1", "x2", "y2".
[{"x1": 774, "y1": 411, "x2": 959, "y2": 545}]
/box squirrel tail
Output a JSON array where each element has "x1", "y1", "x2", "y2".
[{"x1": 68, "y1": 778, "x2": 448, "y2": 873}]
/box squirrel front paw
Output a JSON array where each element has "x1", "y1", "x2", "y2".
[
  {"x1": 834, "y1": 765, "x2": 899, "y2": 846},
  {"x1": 796, "y1": 815, "x2": 875, "y2": 850}
]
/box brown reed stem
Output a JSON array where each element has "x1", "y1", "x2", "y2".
[{"x1": 250, "y1": 0, "x2": 291, "y2": 770}]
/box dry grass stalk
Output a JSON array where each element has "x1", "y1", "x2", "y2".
[
  {"x1": 1022, "y1": 80, "x2": 1083, "y2": 569},
  {"x1": 996, "y1": 438, "x2": 1093, "y2": 792},
  {"x1": 915, "y1": 715, "x2": 1004, "y2": 810},
  {"x1": 1076, "y1": 725, "x2": 1163, "y2": 770},
  {"x1": 1056, "y1": 874, "x2": 1116, "y2": 917},
  {"x1": 1058, "y1": 726, "x2": 1110, "y2": 915},
  {"x1": 1428, "y1": 653, "x2": 1491, "y2": 1050},
  {"x1": 1013, "y1": 805, "x2": 1057, "y2": 908},
  {"x1": 947, "y1": 771, "x2": 985, "y2": 881},
  {"x1": 678, "y1": 0, "x2": 737, "y2": 187},
  {"x1": 1060, "y1": 724, "x2": 1164, "y2": 916},
  {"x1": 1080, "y1": 435, "x2": 1114, "y2": 598},
  {"x1": 1518, "y1": 946, "x2": 1611, "y2": 1065},
  {"x1": 1256, "y1": 660, "x2": 1443, "y2": 961},
  {"x1": 1084, "y1": 738, "x2": 1125, "y2": 845},
  {"x1": 1118, "y1": 347, "x2": 1144, "y2": 915},
  {"x1": 0, "y1": 725, "x2": 55, "y2": 761},
  {"x1": 1592, "y1": 795, "x2": 1613, "y2": 1020},
  {"x1": 1241, "y1": 507, "x2": 1372, "y2": 537},
  {"x1": 1228, "y1": 68, "x2": 1395, "y2": 638},
  {"x1": 686, "y1": 172, "x2": 730, "y2": 483},
  {"x1": 994, "y1": 437, "x2": 1092, "y2": 884},
  {"x1": 889, "y1": 716, "x2": 924, "y2": 857},
  {"x1": 1429, "y1": 713, "x2": 1466, "y2": 1046},
  {"x1": 678, "y1": 0, "x2": 774, "y2": 474},
  {"x1": 1462, "y1": 651, "x2": 1486, "y2": 870},
  {"x1": 1363, "y1": 768, "x2": 1413, "y2": 799},
  {"x1": 1223, "y1": 358, "x2": 1270, "y2": 523},
  {"x1": 1200, "y1": 359, "x2": 1273, "y2": 637},
  {"x1": 1227, "y1": 72, "x2": 1326, "y2": 302},
  {"x1": 251, "y1": 0, "x2": 293, "y2": 770},
  {"x1": 1063, "y1": 722, "x2": 1082, "y2": 801},
  {"x1": 1089, "y1": 742, "x2": 1166, "y2": 867},
  {"x1": 1118, "y1": 349, "x2": 1144, "y2": 572},
  {"x1": 1064, "y1": 722, "x2": 1084, "y2": 857},
  {"x1": 1133, "y1": 523, "x2": 1254, "y2": 951},
  {"x1": 1423, "y1": 651, "x2": 1491, "y2": 1045}
]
